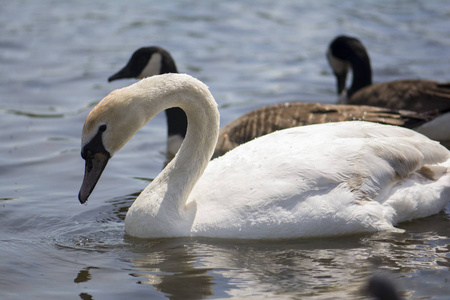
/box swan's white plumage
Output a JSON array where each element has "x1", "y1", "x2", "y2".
[
  {"x1": 184, "y1": 123, "x2": 450, "y2": 238},
  {"x1": 82, "y1": 74, "x2": 450, "y2": 239}
]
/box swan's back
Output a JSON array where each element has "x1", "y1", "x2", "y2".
[{"x1": 189, "y1": 121, "x2": 450, "y2": 238}]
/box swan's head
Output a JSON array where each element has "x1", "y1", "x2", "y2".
[
  {"x1": 108, "y1": 46, "x2": 177, "y2": 82},
  {"x1": 79, "y1": 73, "x2": 217, "y2": 204},
  {"x1": 78, "y1": 84, "x2": 153, "y2": 204}
]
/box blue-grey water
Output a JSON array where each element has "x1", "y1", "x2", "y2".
[{"x1": 1, "y1": 0, "x2": 450, "y2": 299}]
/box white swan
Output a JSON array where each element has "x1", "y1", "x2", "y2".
[{"x1": 79, "y1": 73, "x2": 450, "y2": 239}]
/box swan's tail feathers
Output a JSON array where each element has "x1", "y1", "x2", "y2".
[{"x1": 418, "y1": 165, "x2": 448, "y2": 181}]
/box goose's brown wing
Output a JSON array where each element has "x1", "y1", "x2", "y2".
[
  {"x1": 213, "y1": 102, "x2": 435, "y2": 158},
  {"x1": 349, "y1": 80, "x2": 450, "y2": 113}
]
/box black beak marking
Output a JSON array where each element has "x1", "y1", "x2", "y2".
[
  {"x1": 79, "y1": 125, "x2": 110, "y2": 204},
  {"x1": 79, "y1": 151, "x2": 110, "y2": 204}
]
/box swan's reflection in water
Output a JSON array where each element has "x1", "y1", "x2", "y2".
[
  {"x1": 130, "y1": 217, "x2": 450, "y2": 299},
  {"x1": 87, "y1": 191, "x2": 450, "y2": 299},
  {"x1": 126, "y1": 237, "x2": 379, "y2": 299},
  {"x1": 128, "y1": 239, "x2": 215, "y2": 300}
]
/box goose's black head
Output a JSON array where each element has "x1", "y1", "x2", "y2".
[
  {"x1": 108, "y1": 46, "x2": 178, "y2": 82},
  {"x1": 327, "y1": 35, "x2": 372, "y2": 95}
]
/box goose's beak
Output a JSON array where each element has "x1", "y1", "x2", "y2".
[
  {"x1": 78, "y1": 152, "x2": 110, "y2": 204},
  {"x1": 108, "y1": 67, "x2": 132, "y2": 82}
]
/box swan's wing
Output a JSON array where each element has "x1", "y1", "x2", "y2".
[{"x1": 191, "y1": 122, "x2": 450, "y2": 238}]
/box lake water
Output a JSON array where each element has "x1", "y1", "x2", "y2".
[{"x1": 1, "y1": 0, "x2": 450, "y2": 299}]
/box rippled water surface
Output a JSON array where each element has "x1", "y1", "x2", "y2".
[{"x1": 1, "y1": 0, "x2": 450, "y2": 299}]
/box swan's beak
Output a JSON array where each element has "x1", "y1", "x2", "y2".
[
  {"x1": 78, "y1": 152, "x2": 110, "y2": 204},
  {"x1": 108, "y1": 66, "x2": 132, "y2": 82}
]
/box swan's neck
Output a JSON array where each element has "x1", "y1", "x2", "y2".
[
  {"x1": 163, "y1": 95, "x2": 220, "y2": 210},
  {"x1": 124, "y1": 75, "x2": 219, "y2": 237},
  {"x1": 348, "y1": 51, "x2": 372, "y2": 97}
]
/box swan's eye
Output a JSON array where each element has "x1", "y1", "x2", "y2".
[{"x1": 99, "y1": 125, "x2": 107, "y2": 132}]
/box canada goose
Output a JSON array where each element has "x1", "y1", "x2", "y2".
[
  {"x1": 109, "y1": 46, "x2": 441, "y2": 157},
  {"x1": 326, "y1": 35, "x2": 450, "y2": 112},
  {"x1": 327, "y1": 35, "x2": 450, "y2": 147},
  {"x1": 79, "y1": 74, "x2": 450, "y2": 239}
]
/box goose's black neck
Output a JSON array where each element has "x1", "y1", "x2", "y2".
[
  {"x1": 347, "y1": 50, "x2": 372, "y2": 97},
  {"x1": 166, "y1": 107, "x2": 187, "y2": 138}
]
